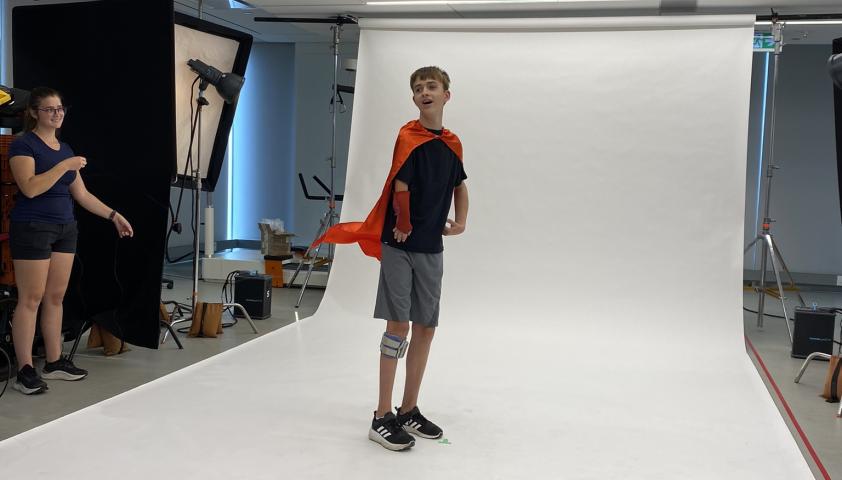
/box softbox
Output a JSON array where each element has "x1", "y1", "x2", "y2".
[{"x1": 173, "y1": 12, "x2": 252, "y2": 192}]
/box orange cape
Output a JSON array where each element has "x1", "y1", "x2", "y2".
[{"x1": 314, "y1": 119, "x2": 463, "y2": 260}]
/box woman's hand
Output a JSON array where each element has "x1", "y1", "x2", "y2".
[
  {"x1": 62, "y1": 156, "x2": 87, "y2": 171},
  {"x1": 112, "y1": 212, "x2": 134, "y2": 238}
]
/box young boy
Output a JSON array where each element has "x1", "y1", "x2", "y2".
[{"x1": 317, "y1": 66, "x2": 469, "y2": 451}]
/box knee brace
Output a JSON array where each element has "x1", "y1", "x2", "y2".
[{"x1": 380, "y1": 332, "x2": 408, "y2": 359}]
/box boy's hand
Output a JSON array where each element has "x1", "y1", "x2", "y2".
[
  {"x1": 393, "y1": 227, "x2": 411, "y2": 243},
  {"x1": 443, "y1": 219, "x2": 465, "y2": 236}
]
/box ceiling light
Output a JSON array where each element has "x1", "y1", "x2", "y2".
[{"x1": 367, "y1": 0, "x2": 559, "y2": 5}]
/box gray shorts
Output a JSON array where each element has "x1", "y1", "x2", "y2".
[{"x1": 374, "y1": 244, "x2": 443, "y2": 327}]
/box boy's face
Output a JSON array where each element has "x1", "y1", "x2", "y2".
[{"x1": 412, "y1": 77, "x2": 450, "y2": 115}]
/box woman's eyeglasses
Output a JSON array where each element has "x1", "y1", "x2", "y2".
[{"x1": 37, "y1": 106, "x2": 67, "y2": 116}]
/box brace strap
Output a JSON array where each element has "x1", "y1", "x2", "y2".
[{"x1": 380, "y1": 332, "x2": 408, "y2": 359}]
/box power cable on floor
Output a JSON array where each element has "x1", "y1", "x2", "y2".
[{"x1": 743, "y1": 306, "x2": 791, "y2": 321}]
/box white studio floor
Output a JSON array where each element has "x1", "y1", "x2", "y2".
[{"x1": 0, "y1": 281, "x2": 815, "y2": 479}]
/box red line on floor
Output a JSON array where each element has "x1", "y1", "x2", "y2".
[{"x1": 745, "y1": 335, "x2": 831, "y2": 480}]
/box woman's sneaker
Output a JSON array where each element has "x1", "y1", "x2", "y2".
[
  {"x1": 13, "y1": 364, "x2": 48, "y2": 395},
  {"x1": 42, "y1": 357, "x2": 88, "y2": 381},
  {"x1": 396, "y1": 406, "x2": 443, "y2": 439},
  {"x1": 369, "y1": 412, "x2": 416, "y2": 451}
]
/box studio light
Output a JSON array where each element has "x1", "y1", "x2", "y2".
[
  {"x1": 830, "y1": 53, "x2": 842, "y2": 89},
  {"x1": 187, "y1": 58, "x2": 244, "y2": 104},
  {"x1": 0, "y1": 85, "x2": 30, "y2": 128}
]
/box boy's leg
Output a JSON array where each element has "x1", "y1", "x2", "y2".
[
  {"x1": 400, "y1": 322, "x2": 435, "y2": 412},
  {"x1": 394, "y1": 250, "x2": 444, "y2": 439},
  {"x1": 396, "y1": 322, "x2": 443, "y2": 439},
  {"x1": 377, "y1": 319, "x2": 410, "y2": 417}
]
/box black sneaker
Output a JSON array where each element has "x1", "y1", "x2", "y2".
[
  {"x1": 369, "y1": 411, "x2": 415, "y2": 451},
  {"x1": 396, "y1": 406, "x2": 443, "y2": 439},
  {"x1": 13, "y1": 364, "x2": 48, "y2": 395},
  {"x1": 42, "y1": 357, "x2": 88, "y2": 381}
]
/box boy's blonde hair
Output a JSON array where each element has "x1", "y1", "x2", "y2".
[{"x1": 410, "y1": 66, "x2": 451, "y2": 91}]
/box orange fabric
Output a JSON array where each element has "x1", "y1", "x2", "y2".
[{"x1": 314, "y1": 119, "x2": 463, "y2": 260}]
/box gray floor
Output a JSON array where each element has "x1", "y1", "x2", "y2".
[
  {"x1": 0, "y1": 261, "x2": 325, "y2": 440},
  {"x1": 743, "y1": 287, "x2": 842, "y2": 480},
  {"x1": 1, "y1": 273, "x2": 841, "y2": 479}
]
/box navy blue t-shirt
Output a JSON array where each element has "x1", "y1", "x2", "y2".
[
  {"x1": 8, "y1": 131, "x2": 77, "y2": 223},
  {"x1": 381, "y1": 128, "x2": 467, "y2": 253}
]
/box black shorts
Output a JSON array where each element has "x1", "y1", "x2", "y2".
[{"x1": 9, "y1": 221, "x2": 78, "y2": 260}]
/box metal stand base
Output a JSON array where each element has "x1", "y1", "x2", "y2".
[
  {"x1": 793, "y1": 352, "x2": 842, "y2": 417},
  {"x1": 161, "y1": 301, "x2": 259, "y2": 344},
  {"x1": 224, "y1": 303, "x2": 259, "y2": 334},
  {"x1": 68, "y1": 317, "x2": 181, "y2": 361},
  {"x1": 288, "y1": 208, "x2": 339, "y2": 308},
  {"x1": 744, "y1": 232, "x2": 806, "y2": 343}
]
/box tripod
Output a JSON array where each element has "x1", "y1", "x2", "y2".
[
  {"x1": 744, "y1": 18, "x2": 805, "y2": 342},
  {"x1": 289, "y1": 22, "x2": 347, "y2": 308},
  {"x1": 289, "y1": 175, "x2": 343, "y2": 307}
]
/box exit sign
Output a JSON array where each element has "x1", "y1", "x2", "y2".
[{"x1": 754, "y1": 33, "x2": 775, "y2": 52}]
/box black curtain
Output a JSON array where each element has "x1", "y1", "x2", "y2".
[{"x1": 12, "y1": 0, "x2": 175, "y2": 348}]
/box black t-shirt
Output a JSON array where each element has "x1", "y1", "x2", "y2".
[{"x1": 381, "y1": 128, "x2": 467, "y2": 253}]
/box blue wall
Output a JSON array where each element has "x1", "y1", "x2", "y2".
[{"x1": 231, "y1": 42, "x2": 296, "y2": 240}]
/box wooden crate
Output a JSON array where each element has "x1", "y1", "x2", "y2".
[
  {"x1": 1, "y1": 184, "x2": 17, "y2": 233},
  {"x1": 0, "y1": 135, "x2": 14, "y2": 183},
  {"x1": 0, "y1": 136, "x2": 16, "y2": 287}
]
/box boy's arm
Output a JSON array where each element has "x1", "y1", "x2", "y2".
[
  {"x1": 444, "y1": 182, "x2": 468, "y2": 236},
  {"x1": 393, "y1": 179, "x2": 411, "y2": 242}
]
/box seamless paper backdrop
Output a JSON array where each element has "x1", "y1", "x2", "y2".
[{"x1": 317, "y1": 15, "x2": 814, "y2": 478}]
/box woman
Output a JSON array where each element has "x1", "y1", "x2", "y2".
[{"x1": 8, "y1": 87, "x2": 133, "y2": 395}]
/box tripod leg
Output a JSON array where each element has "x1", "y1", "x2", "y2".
[
  {"x1": 297, "y1": 241, "x2": 324, "y2": 308},
  {"x1": 68, "y1": 319, "x2": 92, "y2": 361},
  {"x1": 794, "y1": 352, "x2": 832, "y2": 383},
  {"x1": 744, "y1": 236, "x2": 762, "y2": 255},
  {"x1": 224, "y1": 303, "x2": 258, "y2": 334},
  {"x1": 160, "y1": 320, "x2": 183, "y2": 349},
  {"x1": 757, "y1": 236, "x2": 770, "y2": 328},
  {"x1": 769, "y1": 236, "x2": 807, "y2": 307},
  {"x1": 764, "y1": 234, "x2": 793, "y2": 343},
  {"x1": 289, "y1": 210, "x2": 331, "y2": 287}
]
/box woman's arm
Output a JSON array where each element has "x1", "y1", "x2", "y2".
[
  {"x1": 69, "y1": 175, "x2": 134, "y2": 237},
  {"x1": 9, "y1": 155, "x2": 85, "y2": 199}
]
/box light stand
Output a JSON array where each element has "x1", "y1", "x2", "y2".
[
  {"x1": 744, "y1": 18, "x2": 806, "y2": 342},
  {"x1": 164, "y1": 62, "x2": 257, "y2": 343},
  {"x1": 288, "y1": 20, "x2": 347, "y2": 308},
  {"x1": 191, "y1": 81, "x2": 209, "y2": 314}
]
